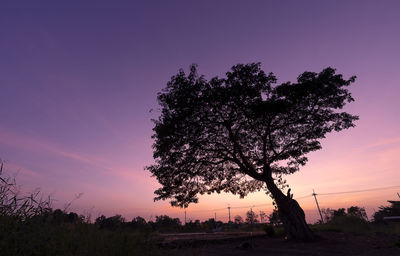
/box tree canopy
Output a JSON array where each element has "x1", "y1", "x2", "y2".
[{"x1": 148, "y1": 63, "x2": 358, "y2": 208}]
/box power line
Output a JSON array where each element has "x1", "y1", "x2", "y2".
[
  {"x1": 295, "y1": 194, "x2": 313, "y2": 200},
  {"x1": 173, "y1": 185, "x2": 400, "y2": 222},
  {"x1": 316, "y1": 185, "x2": 400, "y2": 196},
  {"x1": 188, "y1": 207, "x2": 227, "y2": 213},
  {"x1": 230, "y1": 203, "x2": 271, "y2": 209},
  {"x1": 292, "y1": 185, "x2": 400, "y2": 200}
]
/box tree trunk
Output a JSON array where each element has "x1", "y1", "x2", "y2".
[{"x1": 265, "y1": 175, "x2": 315, "y2": 241}]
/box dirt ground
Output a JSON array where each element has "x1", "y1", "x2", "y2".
[{"x1": 161, "y1": 231, "x2": 400, "y2": 256}]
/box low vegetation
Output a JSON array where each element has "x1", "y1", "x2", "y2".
[
  {"x1": 311, "y1": 205, "x2": 400, "y2": 235},
  {"x1": 1, "y1": 162, "x2": 399, "y2": 255},
  {"x1": 0, "y1": 162, "x2": 159, "y2": 256}
]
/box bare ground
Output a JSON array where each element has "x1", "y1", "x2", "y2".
[{"x1": 161, "y1": 231, "x2": 400, "y2": 256}]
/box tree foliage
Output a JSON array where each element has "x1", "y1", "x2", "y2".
[
  {"x1": 234, "y1": 215, "x2": 243, "y2": 225},
  {"x1": 373, "y1": 200, "x2": 400, "y2": 222},
  {"x1": 321, "y1": 206, "x2": 367, "y2": 223},
  {"x1": 148, "y1": 63, "x2": 358, "y2": 208},
  {"x1": 259, "y1": 210, "x2": 267, "y2": 223},
  {"x1": 245, "y1": 209, "x2": 259, "y2": 224},
  {"x1": 347, "y1": 206, "x2": 367, "y2": 220},
  {"x1": 95, "y1": 214, "x2": 125, "y2": 230}
]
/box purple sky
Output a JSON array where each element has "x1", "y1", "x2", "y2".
[{"x1": 1, "y1": 1, "x2": 400, "y2": 222}]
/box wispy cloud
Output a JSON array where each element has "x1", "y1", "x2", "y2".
[
  {"x1": 356, "y1": 137, "x2": 400, "y2": 153},
  {"x1": 1, "y1": 161, "x2": 40, "y2": 178},
  {"x1": 0, "y1": 128, "x2": 152, "y2": 182}
]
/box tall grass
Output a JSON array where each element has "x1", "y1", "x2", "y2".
[{"x1": 0, "y1": 162, "x2": 160, "y2": 256}]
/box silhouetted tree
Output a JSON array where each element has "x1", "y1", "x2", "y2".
[
  {"x1": 95, "y1": 215, "x2": 106, "y2": 226},
  {"x1": 132, "y1": 216, "x2": 147, "y2": 225},
  {"x1": 155, "y1": 215, "x2": 181, "y2": 226},
  {"x1": 184, "y1": 219, "x2": 201, "y2": 231},
  {"x1": 201, "y1": 218, "x2": 217, "y2": 231},
  {"x1": 245, "y1": 209, "x2": 259, "y2": 224},
  {"x1": 154, "y1": 215, "x2": 181, "y2": 232},
  {"x1": 47, "y1": 209, "x2": 82, "y2": 224},
  {"x1": 268, "y1": 209, "x2": 282, "y2": 226},
  {"x1": 95, "y1": 214, "x2": 125, "y2": 230},
  {"x1": 321, "y1": 206, "x2": 367, "y2": 223},
  {"x1": 234, "y1": 215, "x2": 243, "y2": 225},
  {"x1": 347, "y1": 206, "x2": 367, "y2": 220},
  {"x1": 148, "y1": 63, "x2": 358, "y2": 241},
  {"x1": 321, "y1": 208, "x2": 334, "y2": 223},
  {"x1": 333, "y1": 208, "x2": 347, "y2": 217},
  {"x1": 129, "y1": 216, "x2": 147, "y2": 229},
  {"x1": 373, "y1": 200, "x2": 400, "y2": 222},
  {"x1": 259, "y1": 211, "x2": 267, "y2": 223}
]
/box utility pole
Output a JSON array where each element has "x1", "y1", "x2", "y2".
[
  {"x1": 313, "y1": 189, "x2": 324, "y2": 223},
  {"x1": 250, "y1": 207, "x2": 253, "y2": 225},
  {"x1": 214, "y1": 212, "x2": 216, "y2": 221},
  {"x1": 228, "y1": 204, "x2": 231, "y2": 223},
  {"x1": 184, "y1": 209, "x2": 187, "y2": 225}
]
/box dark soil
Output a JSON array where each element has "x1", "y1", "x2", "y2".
[{"x1": 162, "y1": 231, "x2": 400, "y2": 256}]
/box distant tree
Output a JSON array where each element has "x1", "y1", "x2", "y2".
[
  {"x1": 246, "y1": 209, "x2": 259, "y2": 224},
  {"x1": 129, "y1": 216, "x2": 147, "y2": 229},
  {"x1": 321, "y1": 208, "x2": 334, "y2": 223},
  {"x1": 268, "y1": 209, "x2": 282, "y2": 226},
  {"x1": 333, "y1": 208, "x2": 346, "y2": 217},
  {"x1": 132, "y1": 216, "x2": 147, "y2": 225},
  {"x1": 322, "y1": 208, "x2": 347, "y2": 223},
  {"x1": 67, "y1": 212, "x2": 81, "y2": 223},
  {"x1": 48, "y1": 209, "x2": 83, "y2": 224},
  {"x1": 234, "y1": 215, "x2": 243, "y2": 225},
  {"x1": 148, "y1": 63, "x2": 358, "y2": 241},
  {"x1": 373, "y1": 200, "x2": 400, "y2": 222},
  {"x1": 347, "y1": 206, "x2": 367, "y2": 220},
  {"x1": 321, "y1": 206, "x2": 368, "y2": 223},
  {"x1": 259, "y1": 211, "x2": 267, "y2": 223},
  {"x1": 95, "y1": 214, "x2": 125, "y2": 230},
  {"x1": 155, "y1": 215, "x2": 181, "y2": 226},
  {"x1": 201, "y1": 218, "x2": 217, "y2": 231},
  {"x1": 154, "y1": 215, "x2": 181, "y2": 232},
  {"x1": 95, "y1": 215, "x2": 106, "y2": 226},
  {"x1": 184, "y1": 219, "x2": 201, "y2": 231},
  {"x1": 52, "y1": 209, "x2": 66, "y2": 223}
]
